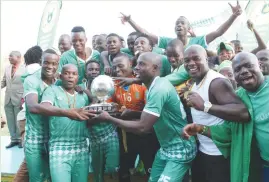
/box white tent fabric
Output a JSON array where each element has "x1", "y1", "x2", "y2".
[{"x1": 190, "y1": 0, "x2": 269, "y2": 52}]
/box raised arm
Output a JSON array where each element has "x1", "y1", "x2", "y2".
[
  {"x1": 206, "y1": 0, "x2": 242, "y2": 44},
  {"x1": 120, "y1": 12, "x2": 158, "y2": 45},
  {"x1": 247, "y1": 20, "x2": 267, "y2": 54}
]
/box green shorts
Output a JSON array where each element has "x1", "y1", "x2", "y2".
[
  {"x1": 24, "y1": 141, "x2": 50, "y2": 182},
  {"x1": 49, "y1": 142, "x2": 89, "y2": 182},
  {"x1": 149, "y1": 150, "x2": 191, "y2": 182},
  {"x1": 91, "y1": 132, "x2": 119, "y2": 182}
]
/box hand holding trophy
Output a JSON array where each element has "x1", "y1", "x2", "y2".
[{"x1": 84, "y1": 75, "x2": 121, "y2": 116}]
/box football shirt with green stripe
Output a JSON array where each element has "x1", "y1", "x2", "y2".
[
  {"x1": 58, "y1": 49, "x2": 101, "y2": 84},
  {"x1": 158, "y1": 36, "x2": 207, "y2": 50}
]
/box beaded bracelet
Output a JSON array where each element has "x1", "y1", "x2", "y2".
[{"x1": 200, "y1": 126, "x2": 208, "y2": 135}]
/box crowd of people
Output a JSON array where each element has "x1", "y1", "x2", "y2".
[{"x1": 1, "y1": 1, "x2": 269, "y2": 182}]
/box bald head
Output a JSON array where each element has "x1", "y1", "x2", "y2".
[
  {"x1": 10, "y1": 51, "x2": 21, "y2": 57},
  {"x1": 256, "y1": 49, "x2": 269, "y2": 59},
  {"x1": 232, "y1": 52, "x2": 259, "y2": 68},
  {"x1": 59, "y1": 34, "x2": 71, "y2": 40},
  {"x1": 135, "y1": 52, "x2": 163, "y2": 82},
  {"x1": 185, "y1": 45, "x2": 207, "y2": 57},
  {"x1": 113, "y1": 54, "x2": 131, "y2": 64},
  {"x1": 60, "y1": 64, "x2": 79, "y2": 89},
  {"x1": 139, "y1": 52, "x2": 162, "y2": 68},
  {"x1": 167, "y1": 39, "x2": 184, "y2": 52},
  {"x1": 61, "y1": 64, "x2": 78, "y2": 74},
  {"x1": 9, "y1": 51, "x2": 21, "y2": 65},
  {"x1": 256, "y1": 49, "x2": 269, "y2": 75},
  {"x1": 95, "y1": 34, "x2": 107, "y2": 53},
  {"x1": 184, "y1": 45, "x2": 209, "y2": 80},
  {"x1": 232, "y1": 52, "x2": 263, "y2": 92},
  {"x1": 58, "y1": 34, "x2": 72, "y2": 54}
]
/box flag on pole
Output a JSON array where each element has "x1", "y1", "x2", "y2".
[{"x1": 37, "y1": 0, "x2": 62, "y2": 51}]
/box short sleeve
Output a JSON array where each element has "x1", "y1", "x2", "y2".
[
  {"x1": 161, "y1": 56, "x2": 172, "y2": 77},
  {"x1": 23, "y1": 76, "x2": 39, "y2": 98},
  {"x1": 143, "y1": 85, "x2": 168, "y2": 117},
  {"x1": 189, "y1": 35, "x2": 207, "y2": 49},
  {"x1": 41, "y1": 86, "x2": 55, "y2": 106},
  {"x1": 158, "y1": 36, "x2": 173, "y2": 49},
  {"x1": 92, "y1": 50, "x2": 100, "y2": 61},
  {"x1": 165, "y1": 65, "x2": 190, "y2": 86}
]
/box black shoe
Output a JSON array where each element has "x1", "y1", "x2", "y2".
[
  {"x1": 6, "y1": 142, "x2": 19, "y2": 149},
  {"x1": 18, "y1": 142, "x2": 23, "y2": 148}
]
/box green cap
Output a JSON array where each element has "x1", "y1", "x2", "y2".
[
  {"x1": 217, "y1": 42, "x2": 234, "y2": 55},
  {"x1": 217, "y1": 60, "x2": 232, "y2": 72}
]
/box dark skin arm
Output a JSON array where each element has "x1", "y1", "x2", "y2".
[
  {"x1": 186, "y1": 78, "x2": 250, "y2": 122},
  {"x1": 74, "y1": 85, "x2": 99, "y2": 104},
  {"x1": 247, "y1": 20, "x2": 267, "y2": 54},
  {"x1": 182, "y1": 123, "x2": 211, "y2": 139},
  {"x1": 120, "y1": 109, "x2": 142, "y2": 120},
  {"x1": 120, "y1": 13, "x2": 158, "y2": 45},
  {"x1": 26, "y1": 94, "x2": 91, "y2": 120},
  {"x1": 89, "y1": 110, "x2": 157, "y2": 134},
  {"x1": 100, "y1": 51, "x2": 112, "y2": 75},
  {"x1": 206, "y1": 1, "x2": 242, "y2": 44},
  {"x1": 83, "y1": 89, "x2": 99, "y2": 104},
  {"x1": 113, "y1": 77, "x2": 142, "y2": 87}
]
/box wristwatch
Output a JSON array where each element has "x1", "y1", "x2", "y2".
[{"x1": 203, "y1": 101, "x2": 212, "y2": 113}]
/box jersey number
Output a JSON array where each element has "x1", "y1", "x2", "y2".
[
  {"x1": 123, "y1": 93, "x2": 132, "y2": 102},
  {"x1": 158, "y1": 175, "x2": 171, "y2": 182}
]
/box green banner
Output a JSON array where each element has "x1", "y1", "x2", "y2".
[{"x1": 37, "y1": 0, "x2": 62, "y2": 51}]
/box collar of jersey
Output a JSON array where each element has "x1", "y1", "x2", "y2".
[{"x1": 148, "y1": 76, "x2": 160, "y2": 95}]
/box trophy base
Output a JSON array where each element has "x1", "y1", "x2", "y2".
[{"x1": 84, "y1": 103, "x2": 121, "y2": 117}]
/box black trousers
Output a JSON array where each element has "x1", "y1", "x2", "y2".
[
  {"x1": 117, "y1": 128, "x2": 160, "y2": 182},
  {"x1": 192, "y1": 150, "x2": 230, "y2": 182}
]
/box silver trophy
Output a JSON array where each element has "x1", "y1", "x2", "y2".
[{"x1": 85, "y1": 75, "x2": 120, "y2": 115}]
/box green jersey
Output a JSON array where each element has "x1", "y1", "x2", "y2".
[
  {"x1": 41, "y1": 85, "x2": 89, "y2": 145},
  {"x1": 120, "y1": 47, "x2": 165, "y2": 56},
  {"x1": 23, "y1": 69, "x2": 50, "y2": 144},
  {"x1": 143, "y1": 76, "x2": 196, "y2": 161},
  {"x1": 165, "y1": 65, "x2": 190, "y2": 86},
  {"x1": 58, "y1": 49, "x2": 101, "y2": 84},
  {"x1": 160, "y1": 55, "x2": 172, "y2": 77},
  {"x1": 120, "y1": 48, "x2": 134, "y2": 56},
  {"x1": 158, "y1": 36, "x2": 207, "y2": 50},
  {"x1": 247, "y1": 76, "x2": 269, "y2": 162}
]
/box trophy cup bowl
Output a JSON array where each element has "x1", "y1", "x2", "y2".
[{"x1": 84, "y1": 75, "x2": 120, "y2": 116}]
